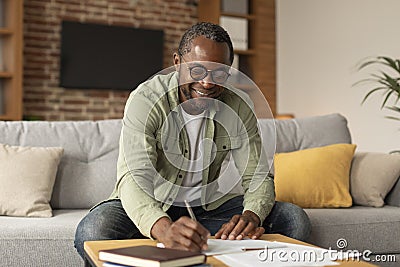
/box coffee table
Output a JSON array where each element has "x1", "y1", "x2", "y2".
[{"x1": 84, "y1": 234, "x2": 377, "y2": 267}]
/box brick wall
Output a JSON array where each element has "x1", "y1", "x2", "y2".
[{"x1": 23, "y1": 0, "x2": 198, "y2": 120}]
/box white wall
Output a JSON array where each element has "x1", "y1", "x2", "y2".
[{"x1": 276, "y1": 0, "x2": 400, "y2": 152}]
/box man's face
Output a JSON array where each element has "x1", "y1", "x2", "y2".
[{"x1": 174, "y1": 36, "x2": 231, "y2": 114}]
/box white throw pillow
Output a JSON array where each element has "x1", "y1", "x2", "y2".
[
  {"x1": 350, "y1": 152, "x2": 400, "y2": 207},
  {"x1": 0, "y1": 143, "x2": 64, "y2": 217}
]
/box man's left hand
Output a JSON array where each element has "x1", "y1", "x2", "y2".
[{"x1": 214, "y1": 210, "x2": 265, "y2": 240}]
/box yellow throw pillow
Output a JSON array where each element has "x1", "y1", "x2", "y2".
[{"x1": 274, "y1": 144, "x2": 356, "y2": 208}]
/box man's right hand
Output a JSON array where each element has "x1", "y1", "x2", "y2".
[{"x1": 151, "y1": 216, "x2": 210, "y2": 252}]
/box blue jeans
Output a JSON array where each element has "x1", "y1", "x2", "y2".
[{"x1": 74, "y1": 196, "x2": 311, "y2": 258}]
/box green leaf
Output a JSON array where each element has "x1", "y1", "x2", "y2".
[
  {"x1": 382, "y1": 72, "x2": 400, "y2": 89},
  {"x1": 386, "y1": 106, "x2": 400, "y2": 112},
  {"x1": 357, "y1": 59, "x2": 378, "y2": 70},
  {"x1": 352, "y1": 77, "x2": 380, "y2": 87},
  {"x1": 379, "y1": 56, "x2": 399, "y2": 71},
  {"x1": 385, "y1": 115, "x2": 400, "y2": 121},
  {"x1": 361, "y1": 87, "x2": 388, "y2": 104},
  {"x1": 381, "y1": 90, "x2": 395, "y2": 109},
  {"x1": 385, "y1": 106, "x2": 400, "y2": 121},
  {"x1": 396, "y1": 59, "x2": 400, "y2": 72},
  {"x1": 355, "y1": 56, "x2": 400, "y2": 122},
  {"x1": 358, "y1": 56, "x2": 400, "y2": 75},
  {"x1": 377, "y1": 78, "x2": 391, "y2": 88}
]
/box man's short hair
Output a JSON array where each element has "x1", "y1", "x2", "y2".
[{"x1": 178, "y1": 22, "x2": 234, "y2": 64}]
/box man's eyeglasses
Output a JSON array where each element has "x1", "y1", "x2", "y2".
[{"x1": 180, "y1": 56, "x2": 231, "y2": 84}]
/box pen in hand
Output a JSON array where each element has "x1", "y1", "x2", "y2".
[
  {"x1": 184, "y1": 199, "x2": 197, "y2": 221},
  {"x1": 184, "y1": 199, "x2": 209, "y2": 246}
]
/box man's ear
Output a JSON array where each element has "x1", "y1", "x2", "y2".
[{"x1": 173, "y1": 52, "x2": 180, "y2": 72}]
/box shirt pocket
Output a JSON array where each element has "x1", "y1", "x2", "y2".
[
  {"x1": 212, "y1": 135, "x2": 242, "y2": 164},
  {"x1": 207, "y1": 136, "x2": 243, "y2": 181},
  {"x1": 214, "y1": 135, "x2": 242, "y2": 152},
  {"x1": 156, "y1": 132, "x2": 186, "y2": 168}
]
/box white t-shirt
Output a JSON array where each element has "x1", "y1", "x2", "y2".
[{"x1": 174, "y1": 108, "x2": 206, "y2": 205}]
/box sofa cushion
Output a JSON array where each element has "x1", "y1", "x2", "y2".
[
  {"x1": 274, "y1": 144, "x2": 356, "y2": 208},
  {"x1": 305, "y1": 206, "x2": 400, "y2": 255},
  {"x1": 351, "y1": 152, "x2": 400, "y2": 207},
  {"x1": 0, "y1": 209, "x2": 87, "y2": 266},
  {"x1": 0, "y1": 120, "x2": 122, "y2": 209},
  {"x1": 0, "y1": 143, "x2": 63, "y2": 217},
  {"x1": 0, "y1": 209, "x2": 88, "y2": 240}
]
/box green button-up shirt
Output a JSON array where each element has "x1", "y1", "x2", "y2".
[{"x1": 108, "y1": 71, "x2": 275, "y2": 238}]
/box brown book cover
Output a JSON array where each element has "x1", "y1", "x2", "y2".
[{"x1": 99, "y1": 245, "x2": 206, "y2": 267}]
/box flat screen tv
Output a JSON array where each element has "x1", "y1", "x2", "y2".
[{"x1": 60, "y1": 21, "x2": 164, "y2": 90}]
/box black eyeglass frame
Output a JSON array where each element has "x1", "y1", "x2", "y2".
[{"x1": 179, "y1": 55, "x2": 231, "y2": 84}]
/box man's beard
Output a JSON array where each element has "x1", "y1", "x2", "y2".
[{"x1": 180, "y1": 85, "x2": 214, "y2": 113}]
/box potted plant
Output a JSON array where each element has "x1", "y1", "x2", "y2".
[
  {"x1": 354, "y1": 56, "x2": 400, "y2": 120},
  {"x1": 354, "y1": 56, "x2": 400, "y2": 153}
]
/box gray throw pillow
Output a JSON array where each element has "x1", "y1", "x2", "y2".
[{"x1": 350, "y1": 152, "x2": 400, "y2": 207}]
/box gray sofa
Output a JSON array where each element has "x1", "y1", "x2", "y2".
[{"x1": 0, "y1": 113, "x2": 399, "y2": 266}]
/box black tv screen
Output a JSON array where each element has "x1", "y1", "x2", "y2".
[{"x1": 60, "y1": 21, "x2": 164, "y2": 90}]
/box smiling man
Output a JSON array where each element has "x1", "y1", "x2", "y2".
[
  {"x1": 74, "y1": 22, "x2": 311, "y2": 258},
  {"x1": 175, "y1": 35, "x2": 229, "y2": 114}
]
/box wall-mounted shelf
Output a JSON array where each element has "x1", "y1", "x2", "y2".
[
  {"x1": 0, "y1": 72, "x2": 13, "y2": 78},
  {"x1": 220, "y1": 12, "x2": 256, "y2": 20},
  {"x1": 0, "y1": 28, "x2": 13, "y2": 35},
  {"x1": 234, "y1": 49, "x2": 256, "y2": 56},
  {"x1": 198, "y1": 0, "x2": 276, "y2": 117}
]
